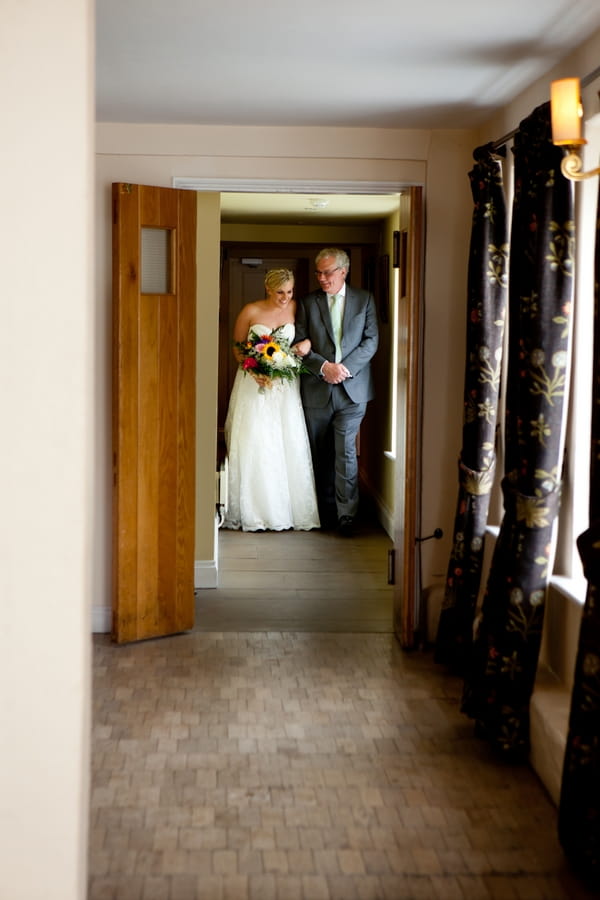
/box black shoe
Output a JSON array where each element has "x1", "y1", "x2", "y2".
[
  {"x1": 319, "y1": 508, "x2": 338, "y2": 530},
  {"x1": 338, "y1": 515, "x2": 355, "y2": 537}
]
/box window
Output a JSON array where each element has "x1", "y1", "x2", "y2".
[
  {"x1": 485, "y1": 122, "x2": 599, "y2": 604},
  {"x1": 552, "y1": 115, "x2": 600, "y2": 595}
]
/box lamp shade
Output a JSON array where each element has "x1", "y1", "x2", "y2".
[{"x1": 551, "y1": 78, "x2": 585, "y2": 146}]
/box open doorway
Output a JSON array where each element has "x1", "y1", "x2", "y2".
[
  {"x1": 215, "y1": 190, "x2": 403, "y2": 527},
  {"x1": 183, "y1": 183, "x2": 423, "y2": 646},
  {"x1": 212, "y1": 226, "x2": 397, "y2": 634}
]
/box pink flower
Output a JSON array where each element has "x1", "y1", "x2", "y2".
[{"x1": 242, "y1": 358, "x2": 258, "y2": 370}]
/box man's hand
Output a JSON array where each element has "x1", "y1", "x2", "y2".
[{"x1": 321, "y1": 361, "x2": 351, "y2": 384}]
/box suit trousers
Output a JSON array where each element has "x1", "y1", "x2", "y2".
[{"x1": 303, "y1": 385, "x2": 367, "y2": 523}]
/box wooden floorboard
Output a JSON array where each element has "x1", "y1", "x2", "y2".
[{"x1": 194, "y1": 521, "x2": 394, "y2": 633}]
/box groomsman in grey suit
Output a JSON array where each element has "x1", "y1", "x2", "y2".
[{"x1": 294, "y1": 248, "x2": 379, "y2": 536}]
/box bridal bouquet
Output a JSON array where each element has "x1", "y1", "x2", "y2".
[{"x1": 234, "y1": 325, "x2": 308, "y2": 389}]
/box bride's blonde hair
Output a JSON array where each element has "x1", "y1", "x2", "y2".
[{"x1": 265, "y1": 268, "x2": 294, "y2": 293}]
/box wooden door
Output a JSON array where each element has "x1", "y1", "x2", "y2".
[{"x1": 112, "y1": 183, "x2": 196, "y2": 644}]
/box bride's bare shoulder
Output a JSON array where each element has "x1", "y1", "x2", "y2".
[
  {"x1": 236, "y1": 300, "x2": 262, "y2": 322},
  {"x1": 233, "y1": 300, "x2": 268, "y2": 342},
  {"x1": 241, "y1": 299, "x2": 268, "y2": 320}
]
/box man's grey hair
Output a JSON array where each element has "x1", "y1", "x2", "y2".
[{"x1": 315, "y1": 248, "x2": 349, "y2": 271}]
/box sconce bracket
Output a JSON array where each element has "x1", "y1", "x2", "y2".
[{"x1": 561, "y1": 150, "x2": 600, "y2": 181}]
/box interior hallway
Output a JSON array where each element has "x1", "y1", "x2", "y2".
[{"x1": 89, "y1": 525, "x2": 595, "y2": 899}]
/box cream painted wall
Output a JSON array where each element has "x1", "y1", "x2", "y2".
[
  {"x1": 418, "y1": 129, "x2": 475, "y2": 597},
  {"x1": 1, "y1": 0, "x2": 94, "y2": 896},
  {"x1": 95, "y1": 126, "x2": 472, "y2": 622},
  {"x1": 96, "y1": 124, "x2": 432, "y2": 173}
]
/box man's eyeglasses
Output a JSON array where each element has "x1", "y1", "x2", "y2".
[{"x1": 315, "y1": 267, "x2": 341, "y2": 279}]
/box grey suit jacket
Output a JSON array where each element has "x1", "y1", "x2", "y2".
[{"x1": 295, "y1": 285, "x2": 379, "y2": 408}]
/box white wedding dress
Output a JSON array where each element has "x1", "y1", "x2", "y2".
[{"x1": 222, "y1": 323, "x2": 320, "y2": 532}]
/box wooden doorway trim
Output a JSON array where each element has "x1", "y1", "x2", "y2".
[
  {"x1": 394, "y1": 186, "x2": 424, "y2": 648},
  {"x1": 204, "y1": 178, "x2": 424, "y2": 645}
]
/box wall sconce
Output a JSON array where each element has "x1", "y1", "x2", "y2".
[{"x1": 551, "y1": 77, "x2": 600, "y2": 180}]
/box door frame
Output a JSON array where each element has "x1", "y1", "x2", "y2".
[{"x1": 175, "y1": 176, "x2": 425, "y2": 649}]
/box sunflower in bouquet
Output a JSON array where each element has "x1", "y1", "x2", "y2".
[{"x1": 234, "y1": 325, "x2": 308, "y2": 391}]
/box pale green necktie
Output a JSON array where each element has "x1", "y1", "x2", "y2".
[{"x1": 330, "y1": 293, "x2": 343, "y2": 361}]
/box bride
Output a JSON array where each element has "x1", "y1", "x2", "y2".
[{"x1": 221, "y1": 268, "x2": 320, "y2": 532}]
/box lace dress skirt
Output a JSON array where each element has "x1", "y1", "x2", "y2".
[{"x1": 222, "y1": 367, "x2": 320, "y2": 532}]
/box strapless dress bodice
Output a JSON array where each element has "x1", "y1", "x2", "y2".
[{"x1": 248, "y1": 322, "x2": 295, "y2": 341}]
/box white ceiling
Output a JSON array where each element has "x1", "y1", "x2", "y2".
[
  {"x1": 96, "y1": 0, "x2": 600, "y2": 129},
  {"x1": 96, "y1": 0, "x2": 600, "y2": 222}
]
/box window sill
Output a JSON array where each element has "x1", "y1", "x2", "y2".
[
  {"x1": 531, "y1": 573, "x2": 585, "y2": 805},
  {"x1": 549, "y1": 573, "x2": 586, "y2": 606}
]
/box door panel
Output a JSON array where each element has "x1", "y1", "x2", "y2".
[{"x1": 112, "y1": 183, "x2": 196, "y2": 644}]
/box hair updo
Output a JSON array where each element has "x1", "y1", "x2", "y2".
[{"x1": 265, "y1": 268, "x2": 294, "y2": 293}]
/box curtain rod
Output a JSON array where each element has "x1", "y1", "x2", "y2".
[{"x1": 491, "y1": 63, "x2": 600, "y2": 150}]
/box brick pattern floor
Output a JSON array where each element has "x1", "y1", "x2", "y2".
[{"x1": 89, "y1": 631, "x2": 595, "y2": 899}]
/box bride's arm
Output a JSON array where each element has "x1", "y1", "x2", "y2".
[{"x1": 293, "y1": 338, "x2": 311, "y2": 357}]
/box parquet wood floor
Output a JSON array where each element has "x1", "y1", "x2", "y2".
[{"x1": 195, "y1": 523, "x2": 394, "y2": 633}]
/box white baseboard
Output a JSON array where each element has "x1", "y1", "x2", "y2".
[
  {"x1": 195, "y1": 559, "x2": 218, "y2": 589},
  {"x1": 92, "y1": 605, "x2": 111, "y2": 634}
]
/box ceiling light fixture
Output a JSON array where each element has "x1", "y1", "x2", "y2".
[{"x1": 550, "y1": 77, "x2": 600, "y2": 180}]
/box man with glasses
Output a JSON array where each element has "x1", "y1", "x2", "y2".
[{"x1": 294, "y1": 248, "x2": 379, "y2": 536}]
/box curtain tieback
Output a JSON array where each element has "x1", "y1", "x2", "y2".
[
  {"x1": 500, "y1": 475, "x2": 562, "y2": 528},
  {"x1": 458, "y1": 458, "x2": 496, "y2": 496}
]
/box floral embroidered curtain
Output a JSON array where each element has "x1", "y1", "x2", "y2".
[
  {"x1": 435, "y1": 144, "x2": 508, "y2": 671},
  {"x1": 461, "y1": 102, "x2": 575, "y2": 758},
  {"x1": 558, "y1": 179, "x2": 600, "y2": 883}
]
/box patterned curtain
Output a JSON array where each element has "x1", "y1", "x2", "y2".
[
  {"x1": 558, "y1": 180, "x2": 600, "y2": 884},
  {"x1": 462, "y1": 102, "x2": 575, "y2": 758},
  {"x1": 435, "y1": 144, "x2": 509, "y2": 671}
]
